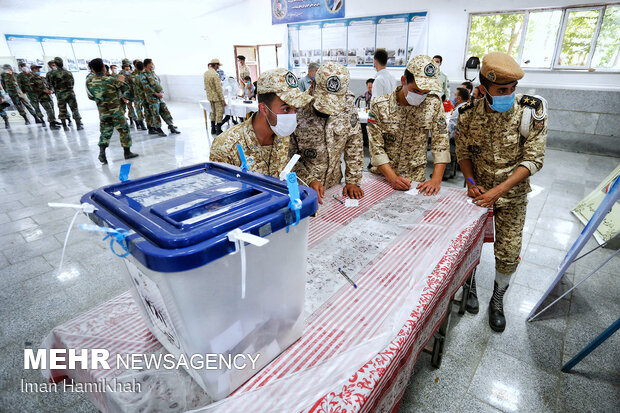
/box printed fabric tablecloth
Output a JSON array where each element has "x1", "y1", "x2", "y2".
[{"x1": 42, "y1": 173, "x2": 493, "y2": 413}]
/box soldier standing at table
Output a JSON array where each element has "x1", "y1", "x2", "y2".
[
  {"x1": 290, "y1": 62, "x2": 364, "y2": 204},
  {"x1": 237, "y1": 55, "x2": 251, "y2": 86},
  {"x1": 455, "y1": 52, "x2": 547, "y2": 332},
  {"x1": 367, "y1": 55, "x2": 450, "y2": 195},
  {"x1": 1, "y1": 64, "x2": 40, "y2": 125},
  {"x1": 29, "y1": 64, "x2": 61, "y2": 129},
  {"x1": 86, "y1": 58, "x2": 139, "y2": 164},
  {"x1": 210, "y1": 68, "x2": 312, "y2": 178},
  {"x1": 47, "y1": 57, "x2": 83, "y2": 130},
  {"x1": 17, "y1": 62, "x2": 44, "y2": 125},
  {"x1": 204, "y1": 59, "x2": 227, "y2": 136},
  {"x1": 139, "y1": 58, "x2": 180, "y2": 136}
]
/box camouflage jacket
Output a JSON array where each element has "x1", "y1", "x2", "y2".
[
  {"x1": 290, "y1": 94, "x2": 363, "y2": 188},
  {"x1": 239, "y1": 65, "x2": 251, "y2": 82},
  {"x1": 204, "y1": 68, "x2": 224, "y2": 102},
  {"x1": 0, "y1": 72, "x2": 22, "y2": 95},
  {"x1": 139, "y1": 71, "x2": 163, "y2": 103},
  {"x1": 29, "y1": 73, "x2": 52, "y2": 99},
  {"x1": 86, "y1": 73, "x2": 128, "y2": 115},
  {"x1": 132, "y1": 70, "x2": 146, "y2": 100},
  {"x1": 210, "y1": 114, "x2": 290, "y2": 178},
  {"x1": 47, "y1": 68, "x2": 75, "y2": 93},
  {"x1": 368, "y1": 85, "x2": 450, "y2": 180},
  {"x1": 455, "y1": 94, "x2": 547, "y2": 203},
  {"x1": 17, "y1": 72, "x2": 33, "y2": 94}
]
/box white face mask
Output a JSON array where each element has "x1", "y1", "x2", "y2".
[
  {"x1": 266, "y1": 106, "x2": 297, "y2": 137},
  {"x1": 405, "y1": 89, "x2": 427, "y2": 106}
]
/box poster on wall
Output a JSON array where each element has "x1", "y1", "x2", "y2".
[
  {"x1": 272, "y1": 0, "x2": 345, "y2": 25},
  {"x1": 375, "y1": 15, "x2": 409, "y2": 66},
  {"x1": 41, "y1": 38, "x2": 79, "y2": 71},
  {"x1": 407, "y1": 12, "x2": 428, "y2": 60},
  {"x1": 5, "y1": 35, "x2": 45, "y2": 69},
  {"x1": 288, "y1": 26, "x2": 300, "y2": 68},
  {"x1": 347, "y1": 18, "x2": 376, "y2": 67},
  {"x1": 321, "y1": 20, "x2": 347, "y2": 66},
  {"x1": 72, "y1": 39, "x2": 101, "y2": 70},
  {"x1": 296, "y1": 24, "x2": 322, "y2": 68}
]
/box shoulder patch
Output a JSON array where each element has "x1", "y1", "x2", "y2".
[
  {"x1": 350, "y1": 112, "x2": 358, "y2": 127},
  {"x1": 519, "y1": 95, "x2": 541, "y2": 110},
  {"x1": 458, "y1": 101, "x2": 474, "y2": 114}
]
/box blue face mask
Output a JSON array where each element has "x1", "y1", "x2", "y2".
[
  {"x1": 451, "y1": 97, "x2": 456, "y2": 106},
  {"x1": 487, "y1": 91, "x2": 515, "y2": 113}
]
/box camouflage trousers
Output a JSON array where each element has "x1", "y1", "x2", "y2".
[
  {"x1": 8, "y1": 93, "x2": 37, "y2": 118},
  {"x1": 98, "y1": 110, "x2": 132, "y2": 148},
  {"x1": 133, "y1": 98, "x2": 144, "y2": 121},
  {"x1": 120, "y1": 99, "x2": 136, "y2": 120},
  {"x1": 144, "y1": 100, "x2": 173, "y2": 128},
  {"x1": 28, "y1": 94, "x2": 57, "y2": 122},
  {"x1": 209, "y1": 100, "x2": 224, "y2": 123},
  {"x1": 56, "y1": 90, "x2": 81, "y2": 121},
  {"x1": 494, "y1": 196, "x2": 528, "y2": 275}
]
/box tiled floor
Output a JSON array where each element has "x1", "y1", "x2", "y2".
[{"x1": 0, "y1": 103, "x2": 618, "y2": 412}]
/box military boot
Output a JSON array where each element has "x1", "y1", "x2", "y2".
[
  {"x1": 98, "y1": 146, "x2": 108, "y2": 164},
  {"x1": 147, "y1": 126, "x2": 158, "y2": 135},
  {"x1": 466, "y1": 273, "x2": 479, "y2": 314},
  {"x1": 76, "y1": 120, "x2": 84, "y2": 130},
  {"x1": 168, "y1": 125, "x2": 180, "y2": 134},
  {"x1": 50, "y1": 121, "x2": 61, "y2": 130},
  {"x1": 61, "y1": 119, "x2": 69, "y2": 131},
  {"x1": 137, "y1": 120, "x2": 146, "y2": 130},
  {"x1": 156, "y1": 127, "x2": 167, "y2": 137},
  {"x1": 34, "y1": 116, "x2": 42, "y2": 124},
  {"x1": 67, "y1": 117, "x2": 72, "y2": 126},
  {"x1": 215, "y1": 122, "x2": 224, "y2": 135},
  {"x1": 129, "y1": 118, "x2": 135, "y2": 128},
  {"x1": 488, "y1": 282, "x2": 508, "y2": 332},
  {"x1": 210, "y1": 121, "x2": 216, "y2": 135},
  {"x1": 23, "y1": 115, "x2": 31, "y2": 125},
  {"x1": 2, "y1": 115, "x2": 9, "y2": 129},
  {"x1": 40, "y1": 119, "x2": 47, "y2": 128},
  {"x1": 123, "y1": 147, "x2": 139, "y2": 159}
]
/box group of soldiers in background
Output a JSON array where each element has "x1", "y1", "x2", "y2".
[
  {"x1": 0, "y1": 57, "x2": 83, "y2": 130},
  {"x1": 85, "y1": 57, "x2": 180, "y2": 164}
]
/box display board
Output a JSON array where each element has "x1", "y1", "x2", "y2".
[
  {"x1": 5, "y1": 35, "x2": 146, "y2": 72},
  {"x1": 272, "y1": 0, "x2": 345, "y2": 25},
  {"x1": 288, "y1": 12, "x2": 428, "y2": 70}
]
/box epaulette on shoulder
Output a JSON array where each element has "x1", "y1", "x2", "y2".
[
  {"x1": 458, "y1": 100, "x2": 475, "y2": 114},
  {"x1": 519, "y1": 95, "x2": 541, "y2": 110}
]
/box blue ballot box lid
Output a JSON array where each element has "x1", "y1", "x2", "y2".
[{"x1": 80, "y1": 162, "x2": 318, "y2": 272}]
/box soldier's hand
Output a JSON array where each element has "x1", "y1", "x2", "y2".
[
  {"x1": 416, "y1": 178, "x2": 441, "y2": 196},
  {"x1": 343, "y1": 184, "x2": 364, "y2": 199},
  {"x1": 467, "y1": 183, "x2": 485, "y2": 199},
  {"x1": 118, "y1": 74, "x2": 125, "y2": 82},
  {"x1": 44, "y1": 89, "x2": 52, "y2": 94},
  {"x1": 155, "y1": 92, "x2": 164, "y2": 98},
  {"x1": 473, "y1": 186, "x2": 503, "y2": 208},
  {"x1": 222, "y1": 100, "x2": 227, "y2": 107},
  {"x1": 389, "y1": 176, "x2": 412, "y2": 191},
  {"x1": 122, "y1": 98, "x2": 129, "y2": 103},
  {"x1": 309, "y1": 180, "x2": 325, "y2": 204}
]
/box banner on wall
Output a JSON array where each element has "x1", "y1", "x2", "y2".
[
  {"x1": 272, "y1": 0, "x2": 345, "y2": 25},
  {"x1": 288, "y1": 12, "x2": 429, "y2": 70}
]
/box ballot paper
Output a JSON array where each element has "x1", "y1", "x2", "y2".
[{"x1": 345, "y1": 199, "x2": 359, "y2": 207}]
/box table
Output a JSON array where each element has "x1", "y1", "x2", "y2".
[
  {"x1": 43, "y1": 173, "x2": 493, "y2": 412},
  {"x1": 199, "y1": 98, "x2": 258, "y2": 143}
]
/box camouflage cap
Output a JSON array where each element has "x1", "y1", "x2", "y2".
[
  {"x1": 312, "y1": 62, "x2": 350, "y2": 116},
  {"x1": 30, "y1": 64, "x2": 42, "y2": 70},
  {"x1": 2, "y1": 64, "x2": 12, "y2": 70},
  {"x1": 257, "y1": 68, "x2": 312, "y2": 108},
  {"x1": 406, "y1": 55, "x2": 441, "y2": 92},
  {"x1": 481, "y1": 52, "x2": 524, "y2": 85},
  {"x1": 209, "y1": 58, "x2": 222, "y2": 65},
  {"x1": 18, "y1": 62, "x2": 26, "y2": 67},
  {"x1": 53, "y1": 57, "x2": 63, "y2": 65},
  {"x1": 122, "y1": 58, "x2": 131, "y2": 66}
]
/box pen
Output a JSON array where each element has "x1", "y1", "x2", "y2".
[
  {"x1": 338, "y1": 268, "x2": 358, "y2": 288},
  {"x1": 332, "y1": 194, "x2": 345, "y2": 205},
  {"x1": 467, "y1": 177, "x2": 484, "y2": 194}
]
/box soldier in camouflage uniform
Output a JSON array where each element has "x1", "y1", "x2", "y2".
[
  {"x1": 17, "y1": 62, "x2": 44, "y2": 124},
  {"x1": 29, "y1": 64, "x2": 61, "y2": 129},
  {"x1": 290, "y1": 62, "x2": 364, "y2": 204},
  {"x1": 86, "y1": 58, "x2": 139, "y2": 164},
  {"x1": 204, "y1": 59, "x2": 226, "y2": 135},
  {"x1": 139, "y1": 58, "x2": 180, "y2": 136},
  {"x1": 119, "y1": 59, "x2": 145, "y2": 130},
  {"x1": 455, "y1": 52, "x2": 547, "y2": 332},
  {"x1": 47, "y1": 57, "x2": 83, "y2": 130},
  {"x1": 237, "y1": 55, "x2": 251, "y2": 86},
  {"x1": 368, "y1": 55, "x2": 450, "y2": 196},
  {"x1": 131, "y1": 60, "x2": 145, "y2": 124},
  {"x1": 0, "y1": 83, "x2": 10, "y2": 128},
  {"x1": 210, "y1": 68, "x2": 312, "y2": 178},
  {"x1": 1, "y1": 64, "x2": 40, "y2": 124}
]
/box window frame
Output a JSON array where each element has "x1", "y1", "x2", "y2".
[{"x1": 464, "y1": 3, "x2": 620, "y2": 73}]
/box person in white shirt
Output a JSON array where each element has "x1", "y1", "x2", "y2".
[
  {"x1": 371, "y1": 49, "x2": 396, "y2": 99},
  {"x1": 448, "y1": 87, "x2": 470, "y2": 139},
  {"x1": 433, "y1": 55, "x2": 450, "y2": 101}
]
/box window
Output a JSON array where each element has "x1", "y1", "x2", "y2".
[{"x1": 465, "y1": 4, "x2": 620, "y2": 72}]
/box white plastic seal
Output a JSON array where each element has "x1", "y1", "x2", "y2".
[{"x1": 226, "y1": 229, "x2": 269, "y2": 299}]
